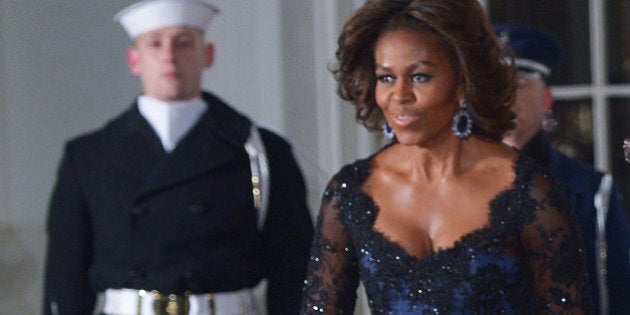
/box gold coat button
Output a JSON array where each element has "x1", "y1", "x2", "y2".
[
  {"x1": 188, "y1": 202, "x2": 207, "y2": 215},
  {"x1": 132, "y1": 204, "x2": 145, "y2": 215}
]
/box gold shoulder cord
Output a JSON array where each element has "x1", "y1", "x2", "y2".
[{"x1": 244, "y1": 126, "x2": 269, "y2": 231}]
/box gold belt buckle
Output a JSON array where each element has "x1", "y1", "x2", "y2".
[{"x1": 151, "y1": 290, "x2": 190, "y2": 315}]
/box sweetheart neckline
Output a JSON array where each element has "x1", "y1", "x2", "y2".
[{"x1": 351, "y1": 153, "x2": 526, "y2": 263}]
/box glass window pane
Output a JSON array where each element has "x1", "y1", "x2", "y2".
[
  {"x1": 544, "y1": 99, "x2": 594, "y2": 165},
  {"x1": 607, "y1": 0, "x2": 630, "y2": 83},
  {"x1": 609, "y1": 98, "x2": 630, "y2": 214},
  {"x1": 488, "y1": 0, "x2": 590, "y2": 85}
]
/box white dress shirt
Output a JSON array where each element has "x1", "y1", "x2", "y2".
[{"x1": 137, "y1": 95, "x2": 207, "y2": 153}]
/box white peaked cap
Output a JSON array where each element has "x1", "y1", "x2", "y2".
[{"x1": 114, "y1": 0, "x2": 219, "y2": 39}]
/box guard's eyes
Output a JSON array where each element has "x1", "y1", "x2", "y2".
[
  {"x1": 517, "y1": 78, "x2": 530, "y2": 88},
  {"x1": 143, "y1": 38, "x2": 193, "y2": 49},
  {"x1": 174, "y1": 37, "x2": 194, "y2": 47}
]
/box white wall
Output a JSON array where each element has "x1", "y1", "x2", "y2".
[
  {"x1": 0, "y1": 1, "x2": 377, "y2": 314},
  {"x1": 0, "y1": 1, "x2": 139, "y2": 313}
]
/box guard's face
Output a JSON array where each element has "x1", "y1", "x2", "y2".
[
  {"x1": 503, "y1": 72, "x2": 552, "y2": 149},
  {"x1": 374, "y1": 29, "x2": 461, "y2": 146},
  {"x1": 127, "y1": 26, "x2": 214, "y2": 102}
]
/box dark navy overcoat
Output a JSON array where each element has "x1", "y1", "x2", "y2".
[{"x1": 43, "y1": 92, "x2": 313, "y2": 315}]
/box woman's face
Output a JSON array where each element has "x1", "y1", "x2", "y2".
[{"x1": 374, "y1": 29, "x2": 461, "y2": 146}]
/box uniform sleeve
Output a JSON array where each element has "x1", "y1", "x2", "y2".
[
  {"x1": 259, "y1": 131, "x2": 314, "y2": 314},
  {"x1": 520, "y1": 173, "x2": 593, "y2": 314},
  {"x1": 43, "y1": 145, "x2": 95, "y2": 315},
  {"x1": 604, "y1": 180, "x2": 630, "y2": 313},
  {"x1": 300, "y1": 178, "x2": 359, "y2": 315}
]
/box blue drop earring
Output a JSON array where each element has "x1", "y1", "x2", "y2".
[
  {"x1": 452, "y1": 99, "x2": 473, "y2": 139},
  {"x1": 383, "y1": 122, "x2": 395, "y2": 139}
]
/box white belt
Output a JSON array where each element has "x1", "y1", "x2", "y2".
[{"x1": 98, "y1": 288, "x2": 260, "y2": 315}]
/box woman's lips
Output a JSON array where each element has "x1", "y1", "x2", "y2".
[{"x1": 392, "y1": 113, "x2": 419, "y2": 126}]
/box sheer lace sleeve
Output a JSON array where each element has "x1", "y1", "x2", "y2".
[
  {"x1": 521, "y1": 171, "x2": 593, "y2": 314},
  {"x1": 301, "y1": 177, "x2": 360, "y2": 314}
]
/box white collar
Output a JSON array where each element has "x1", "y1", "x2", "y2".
[{"x1": 137, "y1": 95, "x2": 207, "y2": 152}]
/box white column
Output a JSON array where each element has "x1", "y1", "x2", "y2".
[
  {"x1": 313, "y1": 0, "x2": 344, "y2": 175},
  {"x1": 590, "y1": 0, "x2": 610, "y2": 171}
]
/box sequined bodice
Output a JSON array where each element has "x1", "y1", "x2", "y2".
[{"x1": 301, "y1": 154, "x2": 592, "y2": 314}]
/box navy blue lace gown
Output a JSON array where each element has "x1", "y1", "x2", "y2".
[{"x1": 301, "y1": 154, "x2": 592, "y2": 314}]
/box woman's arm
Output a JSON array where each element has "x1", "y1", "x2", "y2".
[
  {"x1": 521, "y1": 173, "x2": 593, "y2": 314},
  {"x1": 301, "y1": 178, "x2": 360, "y2": 314}
]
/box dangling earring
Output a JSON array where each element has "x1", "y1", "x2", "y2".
[
  {"x1": 452, "y1": 99, "x2": 473, "y2": 139},
  {"x1": 382, "y1": 122, "x2": 395, "y2": 139},
  {"x1": 541, "y1": 109, "x2": 557, "y2": 132}
]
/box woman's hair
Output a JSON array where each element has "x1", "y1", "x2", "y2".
[{"x1": 333, "y1": 0, "x2": 516, "y2": 141}]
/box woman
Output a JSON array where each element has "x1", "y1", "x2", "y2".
[{"x1": 301, "y1": 0, "x2": 592, "y2": 314}]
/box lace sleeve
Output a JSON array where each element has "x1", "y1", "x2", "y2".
[
  {"x1": 301, "y1": 178, "x2": 360, "y2": 315},
  {"x1": 521, "y1": 172, "x2": 593, "y2": 314}
]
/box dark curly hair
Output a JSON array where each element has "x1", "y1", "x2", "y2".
[{"x1": 333, "y1": 0, "x2": 516, "y2": 141}]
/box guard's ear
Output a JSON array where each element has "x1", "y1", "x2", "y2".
[
  {"x1": 544, "y1": 86, "x2": 554, "y2": 111},
  {"x1": 126, "y1": 47, "x2": 141, "y2": 76},
  {"x1": 204, "y1": 43, "x2": 215, "y2": 68}
]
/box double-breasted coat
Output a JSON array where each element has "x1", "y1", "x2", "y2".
[{"x1": 43, "y1": 92, "x2": 314, "y2": 315}]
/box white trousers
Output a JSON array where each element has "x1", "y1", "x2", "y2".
[{"x1": 96, "y1": 288, "x2": 260, "y2": 315}]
